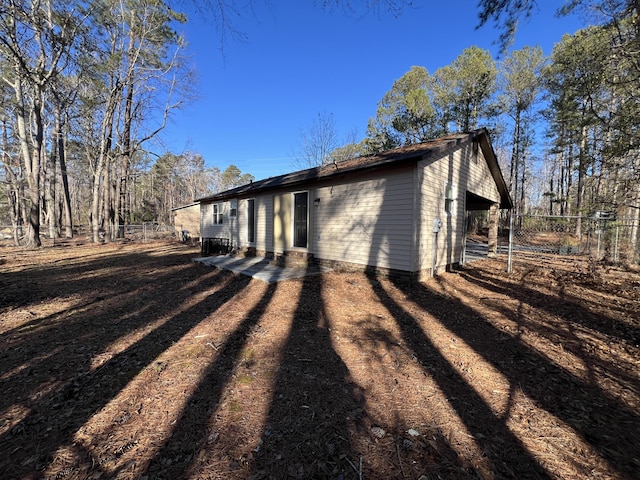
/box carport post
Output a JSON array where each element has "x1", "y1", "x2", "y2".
[{"x1": 488, "y1": 203, "x2": 499, "y2": 257}]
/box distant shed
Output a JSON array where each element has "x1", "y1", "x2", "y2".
[{"x1": 172, "y1": 203, "x2": 201, "y2": 241}]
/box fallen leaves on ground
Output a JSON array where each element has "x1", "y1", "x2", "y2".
[{"x1": 1, "y1": 240, "x2": 638, "y2": 479}]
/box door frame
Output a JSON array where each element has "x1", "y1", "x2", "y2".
[{"x1": 292, "y1": 190, "x2": 309, "y2": 249}]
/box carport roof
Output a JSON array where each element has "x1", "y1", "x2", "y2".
[{"x1": 198, "y1": 129, "x2": 513, "y2": 209}]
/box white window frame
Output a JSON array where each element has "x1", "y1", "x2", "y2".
[
  {"x1": 444, "y1": 183, "x2": 457, "y2": 215},
  {"x1": 229, "y1": 199, "x2": 238, "y2": 218},
  {"x1": 212, "y1": 203, "x2": 223, "y2": 225}
]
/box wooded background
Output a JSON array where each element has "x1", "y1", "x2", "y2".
[{"x1": 1, "y1": 1, "x2": 638, "y2": 255}]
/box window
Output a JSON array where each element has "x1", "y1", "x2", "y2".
[
  {"x1": 213, "y1": 203, "x2": 223, "y2": 224},
  {"x1": 444, "y1": 183, "x2": 457, "y2": 214},
  {"x1": 247, "y1": 199, "x2": 255, "y2": 243},
  {"x1": 293, "y1": 192, "x2": 308, "y2": 248},
  {"x1": 230, "y1": 199, "x2": 237, "y2": 218}
]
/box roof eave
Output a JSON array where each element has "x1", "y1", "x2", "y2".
[
  {"x1": 474, "y1": 130, "x2": 513, "y2": 209},
  {"x1": 198, "y1": 129, "x2": 514, "y2": 210},
  {"x1": 198, "y1": 154, "x2": 423, "y2": 203}
]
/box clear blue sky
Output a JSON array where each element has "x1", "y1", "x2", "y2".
[{"x1": 161, "y1": 1, "x2": 585, "y2": 181}]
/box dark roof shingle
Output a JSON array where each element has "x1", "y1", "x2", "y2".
[{"x1": 198, "y1": 129, "x2": 512, "y2": 208}]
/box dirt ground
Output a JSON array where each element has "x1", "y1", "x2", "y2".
[{"x1": 1, "y1": 240, "x2": 639, "y2": 480}]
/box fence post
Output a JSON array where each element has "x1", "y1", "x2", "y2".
[{"x1": 507, "y1": 213, "x2": 514, "y2": 273}]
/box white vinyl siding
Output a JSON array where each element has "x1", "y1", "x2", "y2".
[
  {"x1": 314, "y1": 168, "x2": 415, "y2": 271},
  {"x1": 259, "y1": 196, "x2": 273, "y2": 251},
  {"x1": 201, "y1": 201, "x2": 231, "y2": 239},
  {"x1": 234, "y1": 198, "x2": 261, "y2": 248},
  {"x1": 198, "y1": 133, "x2": 505, "y2": 278},
  {"x1": 202, "y1": 197, "x2": 273, "y2": 252}
]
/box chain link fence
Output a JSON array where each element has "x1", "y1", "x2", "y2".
[
  {"x1": 100, "y1": 223, "x2": 176, "y2": 242},
  {"x1": 0, "y1": 223, "x2": 176, "y2": 246},
  {"x1": 498, "y1": 214, "x2": 639, "y2": 264}
]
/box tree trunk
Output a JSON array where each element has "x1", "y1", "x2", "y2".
[
  {"x1": 4, "y1": 165, "x2": 23, "y2": 247},
  {"x1": 1, "y1": 115, "x2": 22, "y2": 246},
  {"x1": 46, "y1": 130, "x2": 57, "y2": 240},
  {"x1": 548, "y1": 167, "x2": 555, "y2": 216},
  {"x1": 91, "y1": 83, "x2": 120, "y2": 243},
  {"x1": 15, "y1": 78, "x2": 43, "y2": 248},
  {"x1": 55, "y1": 108, "x2": 73, "y2": 238},
  {"x1": 117, "y1": 83, "x2": 134, "y2": 239},
  {"x1": 519, "y1": 150, "x2": 527, "y2": 215},
  {"x1": 510, "y1": 109, "x2": 521, "y2": 214},
  {"x1": 575, "y1": 122, "x2": 588, "y2": 238},
  {"x1": 565, "y1": 142, "x2": 574, "y2": 216}
]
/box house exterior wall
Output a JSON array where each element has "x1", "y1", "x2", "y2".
[
  {"x1": 313, "y1": 167, "x2": 415, "y2": 272},
  {"x1": 467, "y1": 143, "x2": 502, "y2": 203},
  {"x1": 228, "y1": 202, "x2": 240, "y2": 248},
  {"x1": 201, "y1": 201, "x2": 232, "y2": 240},
  {"x1": 237, "y1": 195, "x2": 274, "y2": 253},
  {"x1": 417, "y1": 141, "x2": 501, "y2": 275},
  {"x1": 236, "y1": 198, "x2": 247, "y2": 247},
  {"x1": 199, "y1": 132, "x2": 507, "y2": 278},
  {"x1": 271, "y1": 189, "x2": 316, "y2": 258},
  {"x1": 257, "y1": 195, "x2": 274, "y2": 252},
  {"x1": 202, "y1": 195, "x2": 275, "y2": 254},
  {"x1": 273, "y1": 192, "x2": 292, "y2": 254}
]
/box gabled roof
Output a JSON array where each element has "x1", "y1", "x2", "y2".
[
  {"x1": 199, "y1": 129, "x2": 512, "y2": 209},
  {"x1": 171, "y1": 202, "x2": 200, "y2": 212}
]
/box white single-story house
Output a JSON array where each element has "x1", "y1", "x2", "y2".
[{"x1": 198, "y1": 129, "x2": 512, "y2": 280}]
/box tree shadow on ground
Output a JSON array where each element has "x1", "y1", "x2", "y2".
[
  {"x1": 0, "y1": 248, "x2": 252, "y2": 478},
  {"x1": 249, "y1": 272, "x2": 367, "y2": 479},
  {"x1": 462, "y1": 261, "x2": 640, "y2": 347},
  {"x1": 141, "y1": 282, "x2": 279, "y2": 479},
  {"x1": 0, "y1": 251, "x2": 203, "y2": 387},
  {"x1": 0, "y1": 247, "x2": 195, "y2": 342},
  {"x1": 457, "y1": 263, "x2": 640, "y2": 393},
  {"x1": 395, "y1": 273, "x2": 639, "y2": 478},
  {"x1": 368, "y1": 273, "x2": 552, "y2": 479},
  {"x1": 345, "y1": 308, "x2": 495, "y2": 479}
]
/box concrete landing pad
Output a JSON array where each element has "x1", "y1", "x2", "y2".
[{"x1": 193, "y1": 255, "x2": 331, "y2": 284}]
